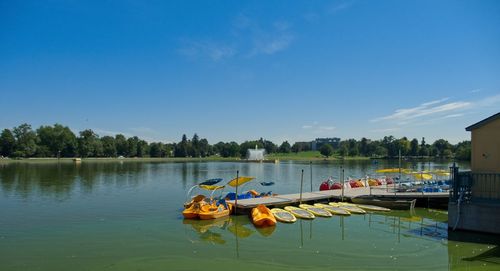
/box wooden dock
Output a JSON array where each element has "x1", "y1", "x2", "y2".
[{"x1": 227, "y1": 185, "x2": 449, "y2": 214}]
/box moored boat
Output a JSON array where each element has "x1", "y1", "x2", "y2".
[
  {"x1": 329, "y1": 202, "x2": 366, "y2": 214},
  {"x1": 284, "y1": 206, "x2": 315, "y2": 219},
  {"x1": 351, "y1": 195, "x2": 416, "y2": 210},
  {"x1": 270, "y1": 208, "x2": 297, "y2": 223},
  {"x1": 313, "y1": 203, "x2": 351, "y2": 215},
  {"x1": 354, "y1": 203, "x2": 391, "y2": 212},
  {"x1": 199, "y1": 199, "x2": 233, "y2": 220},
  {"x1": 182, "y1": 195, "x2": 208, "y2": 219},
  {"x1": 251, "y1": 204, "x2": 277, "y2": 227},
  {"x1": 298, "y1": 204, "x2": 332, "y2": 217}
]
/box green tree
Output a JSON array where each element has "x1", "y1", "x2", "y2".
[
  {"x1": 136, "y1": 140, "x2": 149, "y2": 157},
  {"x1": 292, "y1": 142, "x2": 304, "y2": 153},
  {"x1": 13, "y1": 123, "x2": 37, "y2": 157},
  {"x1": 115, "y1": 134, "x2": 128, "y2": 156},
  {"x1": 346, "y1": 139, "x2": 359, "y2": 156},
  {"x1": 0, "y1": 129, "x2": 16, "y2": 157},
  {"x1": 432, "y1": 139, "x2": 452, "y2": 157},
  {"x1": 278, "y1": 141, "x2": 291, "y2": 153},
  {"x1": 455, "y1": 141, "x2": 471, "y2": 161},
  {"x1": 37, "y1": 124, "x2": 77, "y2": 157},
  {"x1": 149, "y1": 142, "x2": 163, "y2": 157},
  {"x1": 218, "y1": 142, "x2": 240, "y2": 157},
  {"x1": 260, "y1": 138, "x2": 278, "y2": 154},
  {"x1": 101, "y1": 136, "x2": 117, "y2": 157},
  {"x1": 174, "y1": 134, "x2": 189, "y2": 157},
  {"x1": 320, "y1": 144, "x2": 334, "y2": 157},
  {"x1": 382, "y1": 136, "x2": 397, "y2": 157},
  {"x1": 190, "y1": 134, "x2": 200, "y2": 157},
  {"x1": 359, "y1": 138, "x2": 369, "y2": 156},
  {"x1": 410, "y1": 138, "x2": 419, "y2": 156},
  {"x1": 77, "y1": 129, "x2": 100, "y2": 157},
  {"x1": 374, "y1": 145, "x2": 388, "y2": 157},
  {"x1": 198, "y1": 138, "x2": 211, "y2": 157},
  {"x1": 396, "y1": 137, "x2": 411, "y2": 156},
  {"x1": 127, "y1": 136, "x2": 139, "y2": 157}
]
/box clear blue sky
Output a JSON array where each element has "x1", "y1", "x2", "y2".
[{"x1": 1, "y1": 0, "x2": 499, "y2": 144}]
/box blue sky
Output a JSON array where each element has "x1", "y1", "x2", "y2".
[{"x1": 1, "y1": 0, "x2": 499, "y2": 144}]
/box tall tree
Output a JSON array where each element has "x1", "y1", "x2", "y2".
[
  {"x1": 115, "y1": 134, "x2": 128, "y2": 156},
  {"x1": 13, "y1": 123, "x2": 37, "y2": 157},
  {"x1": 136, "y1": 140, "x2": 149, "y2": 157},
  {"x1": 37, "y1": 124, "x2": 77, "y2": 157},
  {"x1": 410, "y1": 138, "x2": 419, "y2": 156},
  {"x1": 359, "y1": 138, "x2": 369, "y2": 156},
  {"x1": 320, "y1": 144, "x2": 334, "y2": 157},
  {"x1": 77, "y1": 129, "x2": 100, "y2": 157},
  {"x1": 101, "y1": 136, "x2": 117, "y2": 157},
  {"x1": 190, "y1": 133, "x2": 200, "y2": 157},
  {"x1": 278, "y1": 141, "x2": 291, "y2": 153},
  {"x1": 433, "y1": 139, "x2": 452, "y2": 157},
  {"x1": 0, "y1": 129, "x2": 15, "y2": 157},
  {"x1": 174, "y1": 134, "x2": 189, "y2": 157},
  {"x1": 127, "y1": 136, "x2": 139, "y2": 157}
]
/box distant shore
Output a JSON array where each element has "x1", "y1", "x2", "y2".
[{"x1": 0, "y1": 152, "x2": 451, "y2": 164}]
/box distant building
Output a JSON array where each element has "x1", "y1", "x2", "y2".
[
  {"x1": 311, "y1": 137, "x2": 340, "y2": 151},
  {"x1": 449, "y1": 112, "x2": 500, "y2": 234}
]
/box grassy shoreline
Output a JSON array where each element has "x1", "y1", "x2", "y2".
[
  {"x1": 0, "y1": 153, "x2": 371, "y2": 163},
  {"x1": 0, "y1": 150, "x2": 453, "y2": 163}
]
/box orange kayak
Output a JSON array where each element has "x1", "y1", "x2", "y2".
[{"x1": 251, "y1": 204, "x2": 276, "y2": 227}]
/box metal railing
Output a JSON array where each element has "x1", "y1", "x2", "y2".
[{"x1": 450, "y1": 165, "x2": 500, "y2": 204}]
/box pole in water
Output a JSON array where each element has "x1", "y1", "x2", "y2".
[
  {"x1": 397, "y1": 149, "x2": 401, "y2": 196},
  {"x1": 299, "y1": 169, "x2": 304, "y2": 204},
  {"x1": 310, "y1": 161, "x2": 313, "y2": 192},
  {"x1": 234, "y1": 170, "x2": 239, "y2": 215},
  {"x1": 341, "y1": 167, "x2": 345, "y2": 202}
]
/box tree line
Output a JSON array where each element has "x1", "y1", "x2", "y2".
[
  {"x1": 316, "y1": 136, "x2": 470, "y2": 160},
  {"x1": 0, "y1": 123, "x2": 470, "y2": 160}
]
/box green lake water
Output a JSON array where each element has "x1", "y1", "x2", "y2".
[{"x1": 1, "y1": 160, "x2": 499, "y2": 270}]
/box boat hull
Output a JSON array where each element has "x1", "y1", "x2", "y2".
[
  {"x1": 351, "y1": 196, "x2": 416, "y2": 210},
  {"x1": 252, "y1": 205, "x2": 276, "y2": 227}
]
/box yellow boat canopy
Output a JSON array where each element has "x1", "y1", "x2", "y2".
[
  {"x1": 375, "y1": 168, "x2": 411, "y2": 174},
  {"x1": 227, "y1": 176, "x2": 255, "y2": 187},
  {"x1": 199, "y1": 185, "x2": 225, "y2": 191},
  {"x1": 412, "y1": 173, "x2": 433, "y2": 180}
]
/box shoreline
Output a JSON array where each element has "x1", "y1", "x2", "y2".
[{"x1": 0, "y1": 156, "x2": 459, "y2": 164}]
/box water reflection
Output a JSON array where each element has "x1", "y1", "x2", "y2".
[{"x1": 0, "y1": 162, "x2": 147, "y2": 199}]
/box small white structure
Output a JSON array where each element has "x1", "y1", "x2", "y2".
[{"x1": 246, "y1": 145, "x2": 266, "y2": 161}]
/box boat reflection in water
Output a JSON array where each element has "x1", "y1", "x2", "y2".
[{"x1": 183, "y1": 208, "x2": 500, "y2": 270}]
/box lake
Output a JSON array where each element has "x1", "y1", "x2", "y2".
[{"x1": 1, "y1": 159, "x2": 498, "y2": 270}]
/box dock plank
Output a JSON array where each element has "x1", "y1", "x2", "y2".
[{"x1": 226, "y1": 185, "x2": 449, "y2": 213}]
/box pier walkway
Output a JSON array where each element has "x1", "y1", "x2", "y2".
[{"x1": 227, "y1": 185, "x2": 448, "y2": 213}]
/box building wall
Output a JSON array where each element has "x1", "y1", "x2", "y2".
[
  {"x1": 471, "y1": 119, "x2": 500, "y2": 173},
  {"x1": 449, "y1": 202, "x2": 500, "y2": 234}
]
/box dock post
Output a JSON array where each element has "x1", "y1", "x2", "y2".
[
  {"x1": 341, "y1": 167, "x2": 345, "y2": 202},
  {"x1": 234, "y1": 170, "x2": 239, "y2": 215},
  {"x1": 310, "y1": 161, "x2": 313, "y2": 192},
  {"x1": 397, "y1": 149, "x2": 401, "y2": 196},
  {"x1": 299, "y1": 169, "x2": 304, "y2": 204}
]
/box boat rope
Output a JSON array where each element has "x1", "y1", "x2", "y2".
[{"x1": 452, "y1": 189, "x2": 464, "y2": 231}]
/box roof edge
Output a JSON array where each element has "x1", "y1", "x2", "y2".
[{"x1": 466, "y1": 112, "x2": 500, "y2": 131}]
